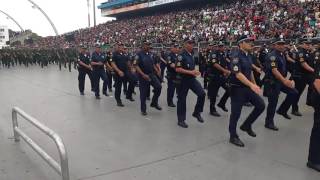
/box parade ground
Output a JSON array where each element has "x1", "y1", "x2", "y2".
[{"x1": 0, "y1": 65, "x2": 319, "y2": 180}]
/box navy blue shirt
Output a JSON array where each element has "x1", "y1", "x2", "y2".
[
  {"x1": 315, "y1": 50, "x2": 320, "y2": 79},
  {"x1": 297, "y1": 48, "x2": 313, "y2": 74},
  {"x1": 176, "y1": 49, "x2": 196, "y2": 79},
  {"x1": 264, "y1": 50, "x2": 287, "y2": 82},
  {"x1": 91, "y1": 51, "x2": 106, "y2": 70},
  {"x1": 207, "y1": 50, "x2": 220, "y2": 76},
  {"x1": 166, "y1": 51, "x2": 178, "y2": 74},
  {"x1": 133, "y1": 50, "x2": 156, "y2": 75},
  {"x1": 110, "y1": 51, "x2": 129, "y2": 72},
  {"x1": 78, "y1": 52, "x2": 91, "y2": 67},
  {"x1": 229, "y1": 49, "x2": 253, "y2": 87}
]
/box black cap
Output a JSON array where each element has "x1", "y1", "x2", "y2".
[{"x1": 237, "y1": 35, "x2": 254, "y2": 44}]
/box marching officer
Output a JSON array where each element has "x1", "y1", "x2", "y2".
[
  {"x1": 166, "y1": 42, "x2": 180, "y2": 107},
  {"x1": 207, "y1": 41, "x2": 231, "y2": 117},
  {"x1": 105, "y1": 50, "x2": 114, "y2": 93},
  {"x1": 228, "y1": 35, "x2": 265, "y2": 147},
  {"x1": 77, "y1": 45, "x2": 94, "y2": 95},
  {"x1": 133, "y1": 40, "x2": 162, "y2": 116},
  {"x1": 251, "y1": 46, "x2": 264, "y2": 87},
  {"x1": 307, "y1": 44, "x2": 320, "y2": 172},
  {"x1": 263, "y1": 38, "x2": 298, "y2": 131},
  {"x1": 291, "y1": 39, "x2": 315, "y2": 117},
  {"x1": 91, "y1": 44, "x2": 109, "y2": 99},
  {"x1": 110, "y1": 42, "x2": 137, "y2": 107},
  {"x1": 175, "y1": 39, "x2": 206, "y2": 128}
]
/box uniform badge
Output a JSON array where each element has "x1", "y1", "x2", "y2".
[
  {"x1": 306, "y1": 54, "x2": 309, "y2": 57},
  {"x1": 102, "y1": 55, "x2": 105, "y2": 59},
  {"x1": 271, "y1": 62, "x2": 276, "y2": 67},
  {"x1": 233, "y1": 66, "x2": 239, "y2": 72},
  {"x1": 212, "y1": 54, "x2": 216, "y2": 58},
  {"x1": 299, "y1": 53, "x2": 303, "y2": 58},
  {"x1": 232, "y1": 58, "x2": 239, "y2": 64},
  {"x1": 178, "y1": 55, "x2": 183, "y2": 61},
  {"x1": 292, "y1": 54, "x2": 296, "y2": 59},
  {"x1": 270, "y1": 56, "x2": 276, "y2": 61},
  {"x1": 167, "y1": 56, "x2": 171, "y2": 61},
  {"x1": 135, "y1": 55, "x2": 139, "y2": 60}
]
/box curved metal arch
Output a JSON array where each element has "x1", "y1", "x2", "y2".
[
  {"x1": 0, "y1": 9, "x2": 24, "y2": 32},
  {"x1": 27, "y1": 0, "x2": 59, "y2": 36}
]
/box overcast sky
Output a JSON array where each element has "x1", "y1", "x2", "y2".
[{"x1": 0, "y1": 0, "x2": 112, "y2": 37}]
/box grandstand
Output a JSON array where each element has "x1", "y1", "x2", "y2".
[{"x1": 98, "y1": 0, "x2": 234, "y2": 19}]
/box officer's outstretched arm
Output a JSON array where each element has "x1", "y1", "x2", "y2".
[
  {"x1": 213, "y1": 63, "x2": 230, "y2": 74},
  {"x1": 272, "y1": 68, "x2": 287, "y2": 84},
  {"x1": 314, "y1": 79, "x2": 320, "y2": 94},
  {"x1": 301, "y1": 62, "x2": 314, "y2": 73},
  {"x1": 111, "y1": 62, "x2": 122, "y2": 74},
  {"x1": 235, "y1": 72, "x2": 256, "y2": 88},
  {"x1": 176, "y1": 67, "x2": 197, "y2": 77}
]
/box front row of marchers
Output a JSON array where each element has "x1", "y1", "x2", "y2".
[{"x1": 76, "y1": 37, "x2": 320, "y2": 172}]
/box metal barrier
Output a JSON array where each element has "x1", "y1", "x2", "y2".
[{"x1": 11, "y1": 107, "x2": 69, "y2": 180}]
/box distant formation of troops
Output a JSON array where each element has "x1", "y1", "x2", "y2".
[{"x1": 0, "y1": 36, "x2": 319, "y2": 172}]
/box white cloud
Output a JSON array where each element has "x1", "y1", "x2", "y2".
[{"x1": 0, "y1": 0, "x2": 111, "y2": 37}]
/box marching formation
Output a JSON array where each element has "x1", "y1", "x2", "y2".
[
  {"x1": 74, "y1": 36, "x2": 320, "y2": 172},
  {"x1": 1, "y1": 37, "x2": 320, "y2": 173}
]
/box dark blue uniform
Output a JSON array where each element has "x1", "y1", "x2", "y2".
[
  {"x1": 77, "y1": 52, "x2": 94, "y2": 93},
  {"x1": 166, "y1": 52, "x2": 178, "y2": 106},
  {"x1": 308, "y1": 49, "x2": 320, "y2": 170},
  {"x1": 207, "y1": 50, "x2": 230, "y2": 115},
  {"x1": 105, "y1": 51, "x2": 114, "y2": 92},
  {"x1": 264, "y1": 50, "x2": 298, "y2": 127},
  {"x1": 110, "y1": 51, "x2": 137, "y2": 103},
  {"x1": 176, "y1": 50, "x2": 205, "y2": 123},
  {"x1": 91, "y1": 51, "x2": 108, "y2": 98},
  {"x1": 291, "y1": 48, "x2": 314, "y2": 112},
  {"x1": 229, "y1": 50, "x2": 265, "y2": 138},
  {"x1": 133, "y1": 50, "x2": 162, "y2": 113}
]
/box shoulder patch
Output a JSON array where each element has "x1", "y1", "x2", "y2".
[
  {"x1": 270, "y1": 56, "x2": 276, "y2": 61},
  {"x1": 232, "y1": 58, "x2": 239, "y2": 64},
  {"x1": 292, "y1": 53, "x2": 296, "y2": 59},
  {"x1": 233, "y1": 66, "x2": 239, "y2": 72},
  {"x1": 135, "y1": 55, "x2": 139, "y2": 60},
  {"x1": 212, "y1": 54, "x2": 216, "y2": 59},
  {"x1": 167, "y1": 56, "x2": 171, "y2": 60},
  {"x1": 299, "y1": 53, "x2": 304, "y2": 58},
  {"x1": 178, "y1": 55, "x2": 183, "y2": 61}
]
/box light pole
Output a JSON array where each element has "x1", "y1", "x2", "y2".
[
  {"x1": 0, "y1": 9, "x2": 24, "y2": 32},
  {"x1": 87, "y1": 0, "x2": 91, "y2": 27},
  {"x1": 93, "y1": 0, "x2": 96, "y2": 27},
  {"x1": 27, "y1": 0, "x2": 59, "y2": 36}
]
